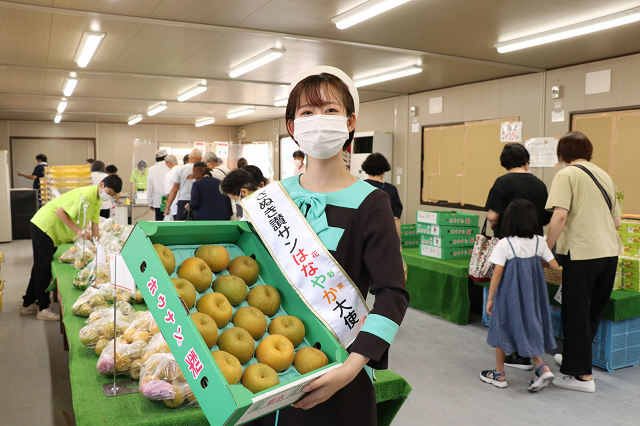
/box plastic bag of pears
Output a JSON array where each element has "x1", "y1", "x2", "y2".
[
  {"x1": 139, "y1": 353, "x2": 197, "y2": 408},
  {"x1": 73, "y1": 260, "x2": 110, "y2": 290},
  {"x1": 96, "y1": 337, "x2": 149, "y2": 378},
  {"x1": 78, "y1": 303, "x2": 133, "y2": 349},
  {"x1": 60, "y1": 240, "x2": 95, "y2": 263},
  {"x1": 72, "y1": 244, "x2": 96, "y2": 270}
]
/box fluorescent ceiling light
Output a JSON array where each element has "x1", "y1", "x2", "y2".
[
  {"x1": 496, "y1": 7, "x2": 640, "y2": 53},
  {"x1": 63, "y1": 78, "x2": 79, "y2": 96},
  {"x1": 57, "y1": 99, "x2": 68, "y2": 113},
  {"x1": 227, "y1": 48, "x2": 285, "y2": 78},
  {"x1": 74, "y1": 32, "x2": 105, "y2": 68},
  {"x1": 177, "y1": 84, "x2": 208, "y2": 102},
  {"x1": 54, "y1": 114, "x2": 62, "y2": 124},
  {"x1": 227, "y1": 108, "x2": 255, "y2": 119},
  {"x1": 195, "y1": 118, "x2": 216, "y2": 127},
  {"x1": 332, "y1": 0, "x2": 411, "y2": 29},
  {"x1": 274, "y1": 98, "x2": 288, "y2": 107},
  {"x1": 354, "y1": 66, "x2": 422, "y2": 87},
  {"x1": 128, "y1": 115, "x2": 143, "y2": 125},
  {"x1": 147, "y1": 102, "x2": 167, "y2": 116}
]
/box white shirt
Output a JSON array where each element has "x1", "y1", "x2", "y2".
[
  {"x1": 164, "y1": 167, "x2": 178, "y2": 216},
  {"x1": 489, "y1": 235, "x2": 555, "y2": 267},
  {"x1": 146, "y1": 161, "x2": 170, "y2": 208},
  {"x1": 211, "y1": 166, "x2": 230, "y2": 181},
  {"x1": 173, "y1": 163, "x2": 195, "y2": 201},
  {"x1": 91, "y1": 171, "x2": 112, "y2": 210}
]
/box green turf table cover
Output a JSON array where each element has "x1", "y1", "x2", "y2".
[
  {"x1": 52, "y1": 245, "x2": 411, "y2": 426},
  {"x1": 401, "y1": 248, "x2": 472, "y2": 325}
]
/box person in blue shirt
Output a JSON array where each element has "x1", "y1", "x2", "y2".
[
  {"x1": 362, "y1": 152, "x2": 403, "y2": 238},
  {"x1": 186, "y1": 161, "x2": 232, "y2": 221},
  {"x1": 18, "y1": 153, "x2": 48, "y2": 190}
]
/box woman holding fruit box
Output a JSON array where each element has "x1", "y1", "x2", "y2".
[
  {"x1": 246, "y1": 67, "x2": 410, "y2": 426},
  {"x1": 545, "y1": 131, "x2": 622, "y2": 393}
]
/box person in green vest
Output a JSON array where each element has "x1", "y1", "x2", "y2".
[
  {"x1": 20, "y1": 175, "x2": 123, "y2": 321},
  {"x1": 130, "y1": 160, "x2": 148, "y2": 192}
]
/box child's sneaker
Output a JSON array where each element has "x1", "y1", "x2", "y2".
[
  {"x1": 480, "y1": 370, "x2": 507, "y2": 388},
  {"x1": 504, "y1": 352, "x2": 533, "y2": 370},
  {"x1": 528, "y1": 363, "x2": 555, "y2": 392}
]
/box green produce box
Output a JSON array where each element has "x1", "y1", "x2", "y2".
[
  {"x1": 622, "y1": 221, "x2": 640, "y2": 235},
  {"x1": 622, "y1": 269, "x2": 639, "y2": 282},
  {"x1": 122, "y1": 221, "x2": 347, "y2": 426},
  {"x1": 420, "y1": 234, "x2": 475, "y2": 248},
  {"x1": 416, "y1": 222, "x2": 479, "y2": 237},
  {"x1": 622, "y1": 279, "x2": 639, "y2": 292},
  {"x1": 620, "y1": 257, "x2": 640, "y2": 270},
  {"x1": 622, "y1": 234, "x2": 640, "y2": 244},
  {"x1": 419, "y1": 244, "x2": 473, "y2": 260},
  {"x1": 623, "y1": 243, "x2": 640, "y2": 256},
  {"x1": 402, "y1": 238, "x2": 420, "y2": 248},
  {"x1": 416, "y1": 210, "x2": 479, "y2": 227},
  {"x1": 400, "y1": 224, "x2": 417, "y2": 238}
]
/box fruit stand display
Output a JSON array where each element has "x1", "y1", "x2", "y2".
[{"x1": 51, "y1": 222, "x2": 412, "y2": 426}]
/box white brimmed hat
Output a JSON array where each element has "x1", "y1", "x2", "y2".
[{"x1": 287, "y1": 66, "x2": 359, "y2": 117}]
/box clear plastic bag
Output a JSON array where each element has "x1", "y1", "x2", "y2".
[
  {"x1": 99, "y1": 232, "x2": 122, "y2": 253},
  {"x1": 73, "y1": 260, "x2": 110, "y2": 290},
  {"x1": 78, "y1": 304, "x2": 133, "y2": 348},
  {"x1": 71, "y1": 287, "x2": 110, "y2": 317},
  {"x1": 72, "y1": 242, "x2": 96, "y2": 270},
  {"x1": 122, "y1": 311, "x2": 155, "y2": 344},
  {"x1": 96, "y1": 338, "x2": 149, "y2": 378},
  {"x1": 140, "y1": 353, "x2": 196, "y2": 408}
]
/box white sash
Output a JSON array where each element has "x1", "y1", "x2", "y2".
[{"x1": 241, "y1": 182, "x2": 369, "y2": 348}]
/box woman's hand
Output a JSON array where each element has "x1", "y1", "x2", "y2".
[
  {"x1": 291, "y1": 352, "x2": 369, "y2": 410},
  {"x1": 76, "y1": 228, "x2": 91, "y2": 240},
  {"x1": 486, "y1": 298, "x2": 494, "y2": 316},
  {"x1": 185, "y1": 203, "x2": 190, "y2": 211}
]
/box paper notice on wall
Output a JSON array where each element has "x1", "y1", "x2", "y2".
[
  {"x1": 525, "y1": 137, "x2": 559, "y2": 168},
  {"x1": 551, "y1": 110, "x2": 565, "y2": 122},
  {"x1": 411, "y1": 123, "x2": 420, "y2": 133},
  {"x1": 500, "y1": 122, "x2": 522, "y2": 142},
  {"x1": 216, "y1": 142, "x2": 229, "y2": 159}
]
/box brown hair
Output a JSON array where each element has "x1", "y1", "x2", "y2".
[
  {"x1": 286, "y1": 73, "x2": 355, "y2": 150},
  {"x1": 557, "y1": 131, "x2": 593, "y2": 163}
]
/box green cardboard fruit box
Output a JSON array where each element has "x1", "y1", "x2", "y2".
[
  {"x1": 419, "y1": 244, "x2": 473, "y2": 260},
  {"x1": 401, "y1": 238, "x2": 419, "y2": 248},
  {"x1": 622, "y1": 269, "x2": 639, "y2": 283},
  {"x1": 620, "y1": 257, "x2": 640, "y2": 270},
  {"x1": 623, "y1": 243, "x2": 640, "y2": 256},
  {"x1": 122, "y1": 221, "x2": 348, "y2": 426},
  {"x1": 420, "y1": 234, "x2": 475, "y2": 248},
  {"x1": 622, "y1": 235, "x2": 640, "y2": 245},
  {"x1": 621, "y1": 221, "x2": 640, "y2": 235},
  {"x1": 400, "y1": 224, "x2": 417, "y2": 238},
  {"x1": 416, "y1": 210, "x2": 479, "y2": 227},
  {"x1": 416, "y1": 222, "x2": 480, "y2": 237},
  {"x1": 622, "y1": 279, "x2": 639, "y2": 292}
]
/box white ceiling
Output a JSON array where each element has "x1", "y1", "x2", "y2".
[{"x1": 1, "y1": 0, "x2": 640, "y2": 127}]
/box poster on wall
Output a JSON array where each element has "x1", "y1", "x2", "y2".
[
  {"x1": 216, "y1": 142, "x2": 229, "y2": 159},
  {"x1": 500, "y1": 122, "x2": 522, "y2": 142},
  {"x1": 524, "y1": 137, "x2": 559, "y2": 168},
  {"x1": 194, "y1": 142, "x2": 206, "y2": 151}
]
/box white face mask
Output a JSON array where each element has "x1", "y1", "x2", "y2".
[
  {"x1": 99, "y1": 189, "x2": 112, "y2": 201},
  {"x1": 293, "y1": 115, "x2": 349, "y2": 160},
  {"x1": 293, "y1": 159, "x2": 302, "y2": 167}
]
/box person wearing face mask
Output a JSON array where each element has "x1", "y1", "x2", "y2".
[
  {"x1": 545, "y1": 131, "x2": 622, "y2": 393},
  {"x1": 165, "y1": 148, "x2": 202, "y2": 220},
  {"x1": 244, "y1": 67, "x2": 409, "y2": 426},
  {"x1": 21, "y1": 175, "x2": 122, "y2": 321},
  {"x1": 90, "y1": 160, "x2": 113, "y2": 219},
  {"x1": 146, "y1": 149, "x2": 172, "y2": 221},
  {"x1": 292, "y1": 150, "x2": 306, "y2": 175},
  {"x1": 130, "y1": 159, "x2": 148, "y2": 193},
  {"x1": 220, "y1": 168, "x2": 261, "y2": 220},
  {"x1": 184, "y1": 161, "x2": 232, "y2": 221}
]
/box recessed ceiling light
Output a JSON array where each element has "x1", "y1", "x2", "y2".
[
  {"x1": 227, "y1": 48, "x2": 285, "y2": 78},
  {"x1": 63, "y1": 78, "x2": 79, "y2": 96},
  {"x1": 354, "y1": 66, "x2": 422, "y2": 87},
  {"x1": 74, "y1": 32, "x2": 106, "y2": 68},
  {"x1": 195, "y1": 118, "x2": 216, "y2": 127},
  {"x1": 227, "y1": 108, "x2": 255, "y2": 119},
  {"x1": 332, "y1": 0, "x2": 412, "y2": 30},
  {"x1": 496, "y1": 7, "x2": 640, "y2": 53},
  {"x1": 54, "y1": 114, "x2": 62, "y2": 124},
  {"x1": 177, "y1": 84, "x2": 208, "y2": 102},
  {"x1": 274, "y1": 99, "x2": 288, "y2": 107},
  {"x1": 128, "y1": 115, "x2": 143, "y2": 125},
  {"x1": 57, "y1": 99, "x2": 68, "y2": 113},
  {"x1": 147, "y1": 102, "x2": 167, "y2": 116}
]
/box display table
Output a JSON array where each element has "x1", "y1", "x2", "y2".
[
  {"x1": 401, "y1": 248, "x2": 472, "y2": 325},
  {"x1": 51, "y1": 245, "x2": 411, "y2": 426}
]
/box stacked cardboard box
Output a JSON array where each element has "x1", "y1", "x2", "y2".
[
  {"x1": 415, "y1": 211, "x2": 479, "y2": 259},
  {"x1": 620, "y1": 257, "x2": 640, "y2": 292},
  {"x1": 400, "y1": 224, "x2": 419, "y2": 248},
  {"x1": 619, "y1": 220, "x2": 640, "y2": 256}
]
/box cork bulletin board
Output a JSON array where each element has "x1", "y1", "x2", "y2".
[
  {"x1": 572, "y1": 110, "x2": 640, "y2": 216},
  {"x1": 421, "y1": 117, "x2": 519, "y2": 209}
]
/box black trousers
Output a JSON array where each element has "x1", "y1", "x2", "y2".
[
  {"x1": 561, "y1": 253, "x2": 618, "y2": 376},
  {"x1": 23, "y1": 223, "x2": 56, "y2": 310},
  {"x1": 176, "y1": 200, "x2": 188, "y2": 221},
  {"x1": 99, "y1": 209, "x2": 110, "y2": 219},
  {"x1": 154, "y1": 208, "x2": 164, "y2": 221}
]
